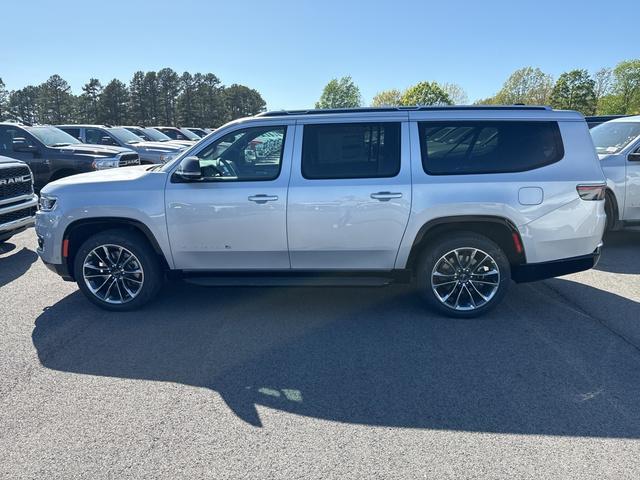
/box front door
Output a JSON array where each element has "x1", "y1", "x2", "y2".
[
  {"x1": 287, "y1": 120, "x2": 412, "y2": 270},
  {"x1": 624, "y1": 141, "x2": 640, "y2": 220},
  {"x1": 165, "y1": 123, "x2": 293, "y2": 270},
  {"x1": 0, "y1": 126, "x2": 49, "y2": 187}
]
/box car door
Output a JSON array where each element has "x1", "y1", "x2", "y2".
[
  {"x1": 0, "y1": 126, "x2": 49, "y2": 186},
  {"x1": 624, "y1": 141, "x2": 640, "y2": 220},
  {"x1": 165, "y1": 121, "x2": 294, "y2": 270},
  {"x1": 287, "y1": 119, "x2": 412, "y2": 270}
]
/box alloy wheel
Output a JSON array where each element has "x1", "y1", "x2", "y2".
[
  {"x1": 431, "y1": 247, "x2": 500, "y2": 311},
  {"x1": 82, "y1": 244, "x2": 144, "y2": 304}
]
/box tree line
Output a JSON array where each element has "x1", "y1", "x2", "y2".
[
  {"x1": 316, "y1": 59, "x2": 640, "y2": 115},
  {"x1": 0, "y1": 68, "x2": 266, "y2": 127}
]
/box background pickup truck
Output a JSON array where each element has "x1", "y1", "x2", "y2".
[{"x1": 0, "y1": 156, "x2": 38, "y2": 243}]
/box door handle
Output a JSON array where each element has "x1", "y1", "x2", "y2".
[
  {"x1": 248, "y1": 194, "x2": 279, "y2": 204},
  {"x1": 370, "y1": 191, "x2": 403, "y2": 201}
]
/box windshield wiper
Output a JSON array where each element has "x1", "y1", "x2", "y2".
[{"x1": 50, "y1": 142, "x2": 72, "y2": 147}]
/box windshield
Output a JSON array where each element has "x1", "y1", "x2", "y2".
[
  {"x1": 27, "y1": 126, "x2": 81, "y2": 147},
  {"x1": 590, "y1": 122, "x2": 640, "y2": 155},
  {"x1": 179, "y1": 128, "x2": 201, "y2": 141},
  {"x1": 142, "y1": 128, "x2": 172, "y2": 142},
  {"x1": 108, "y1": 127, "x2": 145, "y2": 145}
]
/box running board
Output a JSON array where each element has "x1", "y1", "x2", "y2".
[{"x1": 184, "y1": 276, "x2": 394, "y2": 287}]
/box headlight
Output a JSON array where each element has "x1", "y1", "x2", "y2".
[
  {"x1": 92, "y1": 158, "x2": 120, "y2": 170},
  {"x1": 39, "y1": 194, "x2": 57, "y2": 211}
]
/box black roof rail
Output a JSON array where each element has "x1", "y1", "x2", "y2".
[{"x1": 256, "y1": 105, "x2": 552, "y2": 117}]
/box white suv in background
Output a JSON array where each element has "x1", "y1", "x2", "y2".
[
  {"x1": 35, "y1": 106, "x2": 606, "y2": 318},
  {"x1": 590, "y1": 116, "x2": 640, "y2": 229}
]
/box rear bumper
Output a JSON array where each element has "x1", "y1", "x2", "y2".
[{"x1": 511, "y1": 244, "x2": 602, "y2": 283}]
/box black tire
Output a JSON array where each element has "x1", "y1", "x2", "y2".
[
  {"x1": 73, "y1": 229, "x2": 163, "y2": 311},
  {"x1": 604, "y1": 192, "x2": 618, "y2": 232},
  {"x1": 416, "y1": 232, "x2": 511, "y2": 318}
]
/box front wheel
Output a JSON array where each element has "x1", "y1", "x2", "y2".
[
  {"x1": 73, "y1": 229, "x2": 163, "y2": 311},
  {"x1": 416, "y1": 233, "x2": 511, "y2": 318}
]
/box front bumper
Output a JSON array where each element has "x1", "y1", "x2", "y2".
[
  {"x1": 511, "y1": 244, "x2": 602, "y2": 283},
  {"x1": 0, "y1": 193, "x2": 38, "y2": 238}
]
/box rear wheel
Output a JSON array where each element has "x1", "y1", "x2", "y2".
[
  {"x1": 604, "y1": 192, "x2": 618, "y2": 232},
  {"x1": 416, "y1": 233, "x2": 511, "y2": 318},
  {"x1": 73, "y1": 229, "x2": 163, "y2": 311}
]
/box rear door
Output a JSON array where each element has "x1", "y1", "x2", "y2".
[{"x1": 287, "y1": 118, "x2": 412, "y2": 270}]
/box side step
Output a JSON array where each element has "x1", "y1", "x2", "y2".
[{"x1": 184, "y1": 276, "x2": 394, "y2": 287}]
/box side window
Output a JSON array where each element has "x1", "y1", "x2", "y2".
[
  {"x1": 63, "y1": 128, "x2": 81, "y2": 140},
  {"x1": 418, "y1": 121, "x2": 564, "y2": 175},
  {"x1": 162, "y1": 129, "x2": 178, "y2": 140},
  {"x1": 86, "y1": 128, "x2": 116, "y2": 146},
  {"x1": 194, "y1": 126, "x2": 286, "y2": 181},
  {"x1": 301, "y1": 122, "x2": 401, "y2": 179},
  {"x1": 0, "y1": 127, "x2": 35, "y2": 153}
]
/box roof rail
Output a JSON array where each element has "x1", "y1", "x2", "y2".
[{"x1": 256, "y1": 105, "x2": 552, "y2": 117}]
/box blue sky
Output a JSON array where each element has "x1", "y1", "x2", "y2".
[{"x1": 1, "y1": 0, "x2": 638, "y2": 109}]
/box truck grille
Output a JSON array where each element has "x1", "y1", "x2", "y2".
[
  {"x1": 119, "y1": 154, "x2": 140, "y2": 167},
  {"x1": 0, "y1": 206, "x2": 36, "y2": 225},
  {"x1": 0, "y1": 166, "x2": 33, "y2": 200}
]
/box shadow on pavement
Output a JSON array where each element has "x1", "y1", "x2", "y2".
[
  {"x1": 596, "y1": 230, "x2": 640, "y2": 274},
  {"x1": 32, "y1": 278, "x2": 640, "y2": 437},
  {"x1": 0, "y1": 245, "x2": 38, "y2": 288}
]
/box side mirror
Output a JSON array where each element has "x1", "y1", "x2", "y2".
[
  {"x1": 12, "y1": 138, "x2": 37, "y2": 153},
  {"x1": 174, "y1": 156, "x2": 202, "y2": 182},
  {"x1": 101, "y1": 136, "x2": 117, "y2": 146},
  {"x1": 628, "y1": 152, "x2": 640, "y2": 162}
]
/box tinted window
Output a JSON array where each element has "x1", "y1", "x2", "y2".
[
  {"x1": 193, "y1": 126, "x2": 286, "y2": 181},
  {"x1": 60, "y1": 128, "x2": 81, "y2": 141},
  {"x1": 85, "y1": 128, "x2": 118, "y2": 146},
  {"x1": 0, "y1": 126, "x2": 36, "y2": 152},
  {"x1": 418, "y1": 121, "x2": 564, "y2": 175},
  {"x1": 302, "y1": 122, "x2": 401, "y2": 179}
]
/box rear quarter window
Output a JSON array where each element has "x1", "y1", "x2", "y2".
[{"x1": 418, "y1": 121, "x2": 564, "y2": 175}]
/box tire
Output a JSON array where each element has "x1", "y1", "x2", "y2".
[
  {"x1": 73, "y1": 229, "x2": 163, "y2": 311},
  {"x1": 416, "y1": 232, "x2": 511, "y2": 318},
  {"x1": 604, "y1": 192, "x2": 618, "y2": 232}
]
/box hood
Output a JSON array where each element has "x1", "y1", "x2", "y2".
[
  {"x1": 168, "y1": 140, "x2": 194, "y2": 148},
  {"x1": 42, "y1": 165, "x2": 158, "y2": 193},
  {"x1": 0, "y1": 155, "x2": 25, "y2": 165},
  {"x1": 56, "y1": 143, "x2": 134, "y2": 156},
  {"x1": 128, "y1": 141, "x2": 185, "y2": 152}
]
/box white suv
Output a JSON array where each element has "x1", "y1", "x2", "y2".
[
  {"x1": 35, "y1": 106, "x2": 606, "y2": 317},
  {"x1": 590, "y1": 115, "x2": 640, "y2": 229}
]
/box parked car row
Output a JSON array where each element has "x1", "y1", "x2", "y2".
[{"x1": 0, "y1": 122, "x2": 213, "y2": 191}]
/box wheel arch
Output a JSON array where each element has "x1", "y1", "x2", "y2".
[
  {"x1": 405, "y1": 215, "x2": 526, "y2": 272},
  {"x1": 62, "y1": 217, "x2": 169, "y2": 280}
]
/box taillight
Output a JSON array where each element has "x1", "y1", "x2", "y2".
[{"x1": 577, "y1": 184, "x2": 606, "y2": 201}]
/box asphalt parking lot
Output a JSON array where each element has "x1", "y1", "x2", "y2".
[{"x1": 1, "y1": 229, "x2": 639, "y2": 479}]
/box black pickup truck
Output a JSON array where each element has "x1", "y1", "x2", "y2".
[
  {"x1": 0, "y1": 155, "x2": 38, "y2": 243},
  {"x1": 0, "y1": 122, "x2": 139, "y2": 190}
]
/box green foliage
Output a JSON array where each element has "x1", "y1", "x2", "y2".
[
  {"x1": 494, "y1": 67, "x2": 553, "y2": 105},
  {"x1": 0, "y1": 78, "x2": 8, "y2": 120},
  {"x1": 2, "y1": 69, "x2": 266, "y2": 127},
  {"x1": 612, "y1": 59, "x2": 640, "y2": 114},
  {"x1": 315, "y1": 77, "x2": 362, "y2": 109},
  {"x1": 549, "y1": 69, "x2": 596, "y2": 114},
  {"x1": 400, "y1": 81, "x2": 452, "y2": 106},
  {"x1": 77, "y1": 78, "x2": 103, "y2": 123},
  {"x1": 38, "y1": 74, "x2": 74, "y2": 124},
  {"x1": 371, "y1": 89, "x2": 402, "y2": 107},
  {"x1": 99, "y1": 79, "x2": 129, "y2": 125},
  {"x1": 225, "y1": 84, "x2": 266, "y2": 120},
  {"x1": 440, "y1": 83, "x2": 468, "y2": 104}
]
